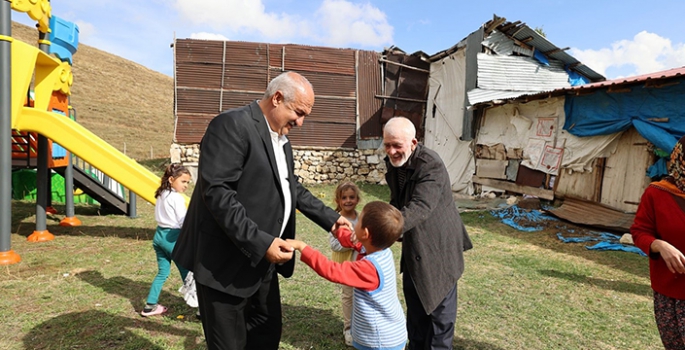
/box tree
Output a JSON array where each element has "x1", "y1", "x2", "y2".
[{"x1": 534, "y1": 26, "x2": 547, "y2": 38}]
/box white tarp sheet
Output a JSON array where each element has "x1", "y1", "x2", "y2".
[
  {"x1": 476, "y1": 98, "x2": 622, "y2": 173},
  {"x1": 425, "y1": 49, "x2": 475, "y2": 194}
]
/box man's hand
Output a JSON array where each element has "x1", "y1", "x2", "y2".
[
  {"x1": 651, "y1": 239, "x2": 685, "y2": 274},
  {"x1": 331, "y1": 215, "x2": 353, "y2": 233},
  {"x1": 265, "y1": 237, "x2": 294, "y2": 264},
  {"x1": 286, "y1": 239, "x2": 307, "y2": 251}
]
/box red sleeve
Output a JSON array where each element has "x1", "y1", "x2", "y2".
[
  {"x1": 334, "y1": 227, "x2": 364, "y2": 252},
  {"x1": 630, "y1": 187, "x2": 657, "y2": 257},
  {"x1": 300, "y1": 246, "x2": 379, "y2": 291}
]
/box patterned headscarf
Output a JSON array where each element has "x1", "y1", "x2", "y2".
[{"x1": 669, "y1": 135, "x2": 685, "y2": 192}]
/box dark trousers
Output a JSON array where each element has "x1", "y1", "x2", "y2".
[
  {"x1": 403, "y1": 272, "x2": 458, "y2": 350},
  {"x1": 196, "y1": 271, "x2": 282, "y2": 350}
]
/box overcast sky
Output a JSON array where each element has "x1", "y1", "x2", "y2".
[{"x1": 12, "y1": 0, "x2": 685, "y2": 79}]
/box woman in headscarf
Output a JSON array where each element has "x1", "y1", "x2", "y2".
[{"x1": 631, "y1": 135, "x2": 685, "y2": 349}]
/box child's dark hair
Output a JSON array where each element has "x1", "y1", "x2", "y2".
[
  {"x1": 360, "y1": 201, "x2": 404, "y2": 250},
  {"x1": 155, "y1": 163, "x2": 191, "y2": 198},
  {"x1": 334, "y1": 181, "x2": 361, "y2": 212}
]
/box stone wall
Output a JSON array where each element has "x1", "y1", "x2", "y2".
[{"x1": 170, "y1": 143, "x2": 387, "y2": 185}]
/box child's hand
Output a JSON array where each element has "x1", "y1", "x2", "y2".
[
  {"x1": 286, "y1": 239, "x2": 307, "y2": 251},
  {"x1": 331, "y1": 216, "x2": 353, "y2": 233},
  {"x1": 349, "y1": 230, "x2": 358, "y2": 244},
  {"x1": 335, "y1": 226, "x2": 353, "y2": 240}
]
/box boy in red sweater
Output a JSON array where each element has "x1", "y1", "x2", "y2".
[{"x1": 287, "y1": 201, "x2": 407, "y2": 350}]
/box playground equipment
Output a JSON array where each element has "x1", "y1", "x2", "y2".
[
  {"x1": 0, "y1": 2, "x2": 171, "y2": 265},
  {"x1": 14, "y1": 91, "x2": 134, "y2": 217}
]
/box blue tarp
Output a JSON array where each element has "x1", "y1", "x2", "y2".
[
  {"x1": 556, "y1": 232, "x2": 647, "y2": 257},
  {"x1": 647, "y1": 157, "x2": 669, "y2": 178},
  {"x1": 565, "y1": 66, "x2": 590, "y2": 86},
  {"x1": 533, "y1": 49, "x2": 549, "y2": 67},
  {"x1": 490, "y1": 205, "x2": 646, "y2": 256},
  {"x1": 564, "y1": 80, "x2": 685, "y2": 155},
  {"x1": 489, "y1": 205, "x2": 557, "y2": 232}
]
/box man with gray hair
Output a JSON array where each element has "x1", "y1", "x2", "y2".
[
  {"x1": 173, "y1": 71, "x2": 348, "y2": 350},
  {"x1": 383, "y1": 116, "x2": 473, "y2": 350}
]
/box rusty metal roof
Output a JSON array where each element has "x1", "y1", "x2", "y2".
[
  {"x1": 546, "y1": 196, "x2": 635, "y2": 232},
  {"x1": 568, "y1": 66, "x2": 685, "y2": 90}
]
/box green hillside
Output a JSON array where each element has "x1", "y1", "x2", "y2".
[{"x1": 12, "y1": 21, "x2": 175, "y2": 161}]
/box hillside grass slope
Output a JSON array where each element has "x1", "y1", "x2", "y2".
[{"x1": 12, "y1": 21, "x2": 175, "y2": 161}]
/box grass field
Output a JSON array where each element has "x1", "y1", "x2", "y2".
[{"x1": 0, "y1": 161, "x2": 662, "y2": 349}]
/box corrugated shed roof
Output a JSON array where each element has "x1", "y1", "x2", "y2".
[
  {"x1": 467, "y1": 53, "x2": 571, "y2": 105},
  {"x1": 467, "y1": 89, "x2": 542, "y2": 105},
  {"x1": 476, "y1": 53, "x2": 570, "y2": 90},
  {"x1": 472, "y1": 65, "x2": 685, "y2": 106},
  {"x1": 497, "y1": 23, "x2": 604, "y2": 82},
  {"x1": 428, "y1": 15, "x2": 605, "y2": 82},
  {"x1": 482, "y1": 30, "x2": 527, "y2": 57}
]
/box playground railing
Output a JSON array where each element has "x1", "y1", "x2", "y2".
[{"x1": 71, "y1": 155, "x2": 127, "y2": 201}]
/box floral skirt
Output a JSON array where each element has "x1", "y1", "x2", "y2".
[{"x1": 655, "y1": 290, "x2": 685, "y2": 350}]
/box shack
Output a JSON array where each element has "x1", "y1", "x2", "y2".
[
  {"x1": 422, "y1": 15, "x2": 604, "y2": 194},
  {"x1": 470, "y1": 65, "x2": 685, "y2": 230}
]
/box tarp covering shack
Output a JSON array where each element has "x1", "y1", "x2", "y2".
[{"x1": 564, "y1": 74, "x2": 685, "y2": 155}]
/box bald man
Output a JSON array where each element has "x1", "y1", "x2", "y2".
[
  {"x1": 383, "y1": 116, "x2": 473, "y2": 350},
  {"x1": 173, "y1": 72, "x2": 348, "y2": 350}
]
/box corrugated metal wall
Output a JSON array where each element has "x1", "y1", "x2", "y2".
[
  {"x1": 380, "y1": 50, "x2": 430, "y2": 139},
  {"x1": 174, "y1": 39, "x2": 381, "y2": 148},
  {"x1": 358, "y1": 50, "x2": 383, "y2": 139}
]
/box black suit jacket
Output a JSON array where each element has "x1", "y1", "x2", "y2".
[
  {"x1": 385, "y1": 143, "x2": 473, "y2": 314},
  {"x1": 173, "y1": 101, "x2": 339, "y2": 298}
]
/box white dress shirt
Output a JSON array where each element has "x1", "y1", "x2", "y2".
[{"x1": 266, "y1": 116, "x2": 292, "y2": 237}]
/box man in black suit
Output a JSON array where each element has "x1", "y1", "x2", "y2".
[
  {"x1": 383, "y1": 117, "x2": 473, "y2": 350},
  {"x1": 172, "y1": 71, "x2": 346, "y2": 350}
]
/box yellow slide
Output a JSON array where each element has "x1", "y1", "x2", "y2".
[
  {"x1": 14, "y1": 107, "x2": 187, "y2": 206},
  {"x1": 10, "y1": 39, "x2": 188, "y2": 208}
]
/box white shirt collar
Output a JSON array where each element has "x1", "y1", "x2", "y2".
[{"x1": 264, "y1": 115, "x2": 289, "y2": 147}]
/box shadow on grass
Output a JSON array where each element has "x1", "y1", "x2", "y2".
[
  {"x1": 538, "y1": 269, "x2": 652, "y2": 297},
  {"x1": 12, "y1": 222, "x2": 156, "y2": 241},
  {"x1": 282, "y1": 301, "x2": 506, "y2": 350},
  {"x1": 463, "y1": 212, "x2": 650, "y2": 279},
  {"x1": 11, "y1": 200, "x2": 155, "y2": 240},
  {"x1": 22, "y1": 309, "x2": 202, "y2": 350},
  {"x1": 281, "y1": 302, "x2": 345, "y2": 348},
  {"x1": 75, "y1": 270, "x2": 192, "y2": 316},
  {"x1": 12, "y1": 198, "x2": 107, "y2": 224},
  {"x1": 453, "y1": 337, "x2": 507, "y2": 350}
]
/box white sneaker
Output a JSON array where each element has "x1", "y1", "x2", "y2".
[{"x1": 344, "y1": 330, "x2": 353, "y2": 347}]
